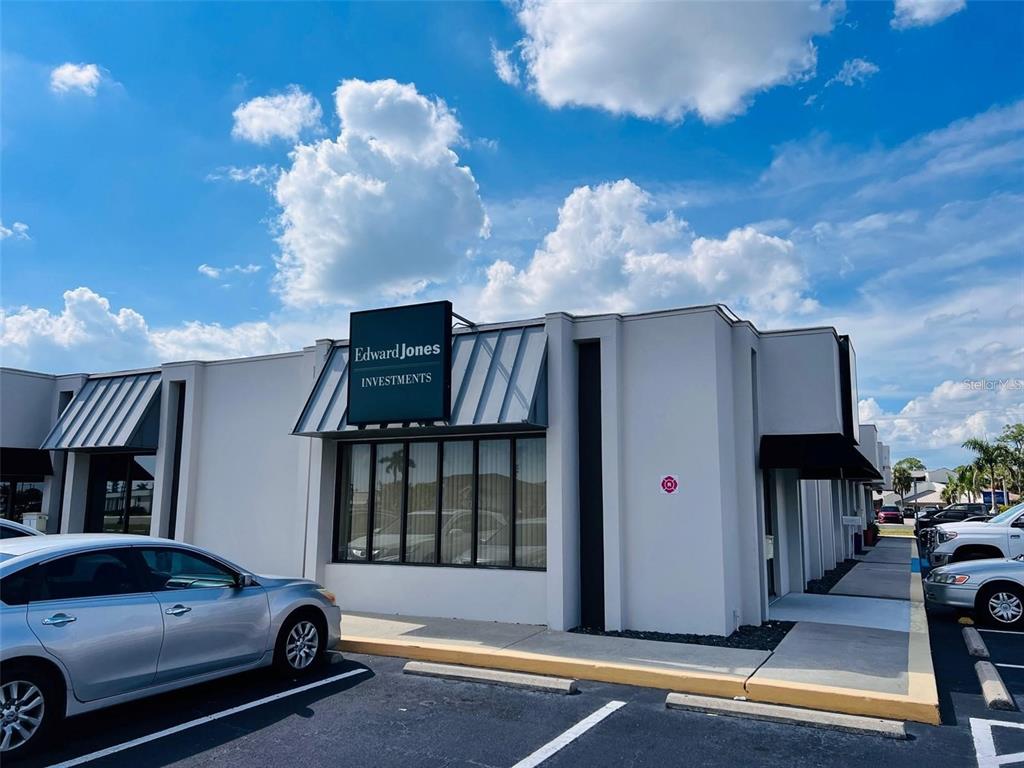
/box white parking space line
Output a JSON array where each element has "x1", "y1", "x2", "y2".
[
  {"x1": 970, "y1": 718, "x2": 1024, "y2": 768},
  {"x1": 510, "y1": 700, "x2": 626, "y2": 768},
  {"x1": 996, "y1": 663, "x2": 1024, "y2": 670},
  {"x1": 48, "y1": 668, "x2": 370, "y2": 768}
]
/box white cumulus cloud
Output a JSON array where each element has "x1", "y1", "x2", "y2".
[
  {"x1": 499, "y1": 0, "x2": 840, "y2": 122},
  {"x1": 272, "y1": 78, "x2": 488, "y2": 306},
  {"x1": 0, "y1": 287, "x2": 289, "y2": 372},
  {"x1": 0, "y1": 221, "x2": 30, "y2": 240},
  {"x1": 49, "y1": 62, "x2": 102, "y2": 95},
  {"x1": 476, "y1": 179, "x2": 816, "y2": 321},
  {"x1": 232, "y1": 86, "x2": 323, "y2": 145},
  {"x1": 892, "y1": 0, "x2": 966, "y2": 29}
]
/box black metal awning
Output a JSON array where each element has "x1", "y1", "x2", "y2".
[
  {"x1": 0, "y1": 448, "x2": 54, "y2": 480},
  {"x1": 760, "y1": 434, "x2": 882, "y2": 481}
]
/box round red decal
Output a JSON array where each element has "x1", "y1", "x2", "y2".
[{"x1": 660, "y1": 475, "x2": 679, "y2": 494}]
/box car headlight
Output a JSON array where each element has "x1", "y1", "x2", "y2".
[
  {"x1": 316, "y1": 587, "x2": 338, "y2": 605},
  {"x1": 938, "y1": 530, "x2": 958, "y2": 543},
  {"x1": 929, "y1": 572, "x2": 970, "y2": 584}
]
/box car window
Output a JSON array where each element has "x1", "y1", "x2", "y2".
[
  {"x1": 0, "y1": 527, "x2": 33, "y2": 539},
  {"x1": 0, "y1": 565, "x2": 38, "y2": 605},
  {"x1": 36, "y1": 549, "x2": 144, "y2": 601},
  {"x1": 138, "y1": 547, "x2": 237, "y2": 590}
]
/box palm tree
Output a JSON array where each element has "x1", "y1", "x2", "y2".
[
  {"x1": 893, "y1": 465, "x2": 912, "y2": 507},
  {"x1": 941, "y1": 474, "x2": 961, "y2": 505},
  {"x1": 997, "y1": 423, "x2": 1024, "y2": 494},
  {"x1": 962, "y1": 438, "x2": 1011, "y2": 512},
  {"x1": 956, "y1": 463, "x2": 981, "y2": 503}
]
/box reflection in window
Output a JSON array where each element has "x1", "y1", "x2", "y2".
[
  {"x1": 516, "y1": 438, "x2": 547, "y2": 568},
  {"x1": 373, "y1": 443, "x2": 405, "y2": 562},
  {"x1": 339, "y1": 443, "x2": 371, "y2": 561},
  {"x1": 333, "y1": 437, "x2": 545, "y2": 570},
  {"x1": 0, "y1": 480, "x2": 45, "y2": 529},
  {"x1": 405, "y1": 442, "x2": 438, "y2": 563},
  {"x1": 441, "y1": 442, "x2": 473, "y2": 564},
  {"x1": 477, "y1": 440, "x2": 511, "y2": 566},
  {"x1": 85, "y1": 453, "x2": 155, "y2": 535}
]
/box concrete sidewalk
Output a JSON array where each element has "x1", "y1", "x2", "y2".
[{"x1": 340, "y1": 537, "x2": 938, "y2": 724}]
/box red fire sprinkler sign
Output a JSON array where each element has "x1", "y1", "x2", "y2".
[{"x1": 659, "y1": 474, "x2": 680, "y2": 495}]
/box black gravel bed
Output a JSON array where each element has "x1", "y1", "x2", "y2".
[
  {"x1": 568, "y1": 620, "x2": 795, "y2": 651},
  {"x1": 806, "y1": 558, "x2": 861, "y2": 594}
]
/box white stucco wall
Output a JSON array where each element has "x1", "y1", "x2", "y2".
[
  {"x1": 758, "y1": 331, "x2": 844, "y2": 437},
  {"x1": 0, "y1": 369, "x2": 56, "y2": 448},
  {"x1": 324, "y1": 563, "x2": 548, "y2": 625},
  {"x1": 184, "y1": 353, "x2": 312, "y2": 577}
]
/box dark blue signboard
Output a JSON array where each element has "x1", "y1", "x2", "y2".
[
  {"x1": 347, "y1": 301, "x2": 452, "y2": 425},
  {"x1": 983, "y1": 490, "x2": 1008, "y2": 505}
]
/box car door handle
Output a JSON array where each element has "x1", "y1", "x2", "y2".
[
  {"x1": 41, "y1": 613, "x2": 77, "y2": 627},
  {"x1": 165, "y1": 605, "x2": 192, "y2": 616}
]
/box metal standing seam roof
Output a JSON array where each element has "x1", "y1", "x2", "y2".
[
  {"x1": 293, "y1": 325, "x2": 548, "y2": 435},
  {"x1": 40, "y1": 372, "x2": 162, "y2": 451}
]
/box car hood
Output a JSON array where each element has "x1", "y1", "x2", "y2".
[
  {"x1": 256, "y1": 574, "x2": 318, "y2": 589},
  {"x1": 932, "y1": 558, "x2": 1023, "y2": 576},
  {"x1": 934, "y1": 521, "x2": 992, "y2": 534}
]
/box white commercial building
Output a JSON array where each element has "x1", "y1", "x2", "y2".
[{"x1": 0, "y1": 303, "x2": 887, "y2": 636}]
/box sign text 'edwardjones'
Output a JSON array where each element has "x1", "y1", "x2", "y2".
[{"x1": 346, "y1": 301, "x2": 453, "y2": 424}]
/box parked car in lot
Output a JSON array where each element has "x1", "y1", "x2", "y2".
[
  {"x1": 926, "y1": 503, "x2": 1024, "y2": 567},
  {"x1": 876, "y1": 506, "x2": 903, "y2": 524},
  {"x1": 915, "y1": 503, "x2": 987, "y2": 535},
  {"x1": 925, "y1": 553, "x2": 1024, "y2": 629},
  {"x1": 0, "y1": 534, "x2": 341, "y2": 755},
  {"x1": 0, "y1": 519, "x2": 44, "y2": 539}
]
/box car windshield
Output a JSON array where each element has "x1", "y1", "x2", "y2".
[{"x1": 987, "y1": 503, "x2": 1024, "y2": 526}]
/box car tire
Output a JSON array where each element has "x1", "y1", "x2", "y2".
[
  {"x1": 0, "y1": 661, "x2": 62, "y2": 757},
  {"x1": 274, "y1": 611, "x2": 327, "y2": 676},
  {"x1": 977, "y1": 584, "x2": 1024, "y2": 630}
]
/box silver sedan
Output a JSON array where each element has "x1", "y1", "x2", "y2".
[
  {"x1": 0, "y1": 534, "x2": 341, "y2": 756},
  {"x1": 925, "y1": 554, "x2": 1024, "y2": 629}
]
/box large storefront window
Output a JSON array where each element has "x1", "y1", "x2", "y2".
[
  {"x1": 0, "y1": 480, "x2": 45, "y2": 528},
  {"x1": 334, "y1": 436, "x2": 546, "y2": 569},
  {"x1": 85, "y1": 453, "x2": 156, "y2": 534}
]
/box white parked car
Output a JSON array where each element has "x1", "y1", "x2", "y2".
[
  {"x1": 0, "y1": 519, "x2": 44, "y2": 539},
  {"x1": 928, "y1": 503, "x2": 1024, "y2": 567}
]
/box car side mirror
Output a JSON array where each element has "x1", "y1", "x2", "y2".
[{"x1": 236, "y1": 573, "x2": 259, "y2": 588}]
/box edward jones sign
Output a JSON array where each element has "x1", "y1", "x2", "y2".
[{"x1": 347, "y1": 301, "x2": 453, "y2": 425}]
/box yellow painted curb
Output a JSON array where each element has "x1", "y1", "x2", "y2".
[
  {"x1": 339, "y1": 637, "x2": 748, "y2": 699},
  {"x1": 745, "y1": 558, "x2": 940, "y2": 725}
]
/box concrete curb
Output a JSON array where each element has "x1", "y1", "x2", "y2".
[
  {"x1": 976, "y1": 661, "x2": 1018, "y2": 711},
  {"x1": 665, "y1": 692, "x2": 907, "y2": 739},
  {"x1": 341, "y1": 637, "x2": 749, "y2": 699},
  {"x1": 403, "y1": 661, "x2": 577, "y2": 694},
  {"x1": 963, "y1": 627, "x2": 990, "y2": 658}
]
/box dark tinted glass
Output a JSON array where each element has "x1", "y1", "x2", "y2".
[
  {"x1": 38, "y1": 549, "x2": 143, "y2": 600},
  {"x1": 0, "y1": 526, "x2": 33, "y2": 539},
  {"x1": 139, "y1": 547, "x2": 236, "y2": 590},
  {"x1": 0, "y1": 566, "x2": 38, "y2": 605}
]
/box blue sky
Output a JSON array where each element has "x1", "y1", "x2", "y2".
[{"x1": 1, "y1": 1, "x2": 1022, "y2": 468}]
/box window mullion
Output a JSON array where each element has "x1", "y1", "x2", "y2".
[
  {"x1": 510, "y1": 439, "x2": 517, "y2": 568},
  {"x1": 367, "y1": 443, "x2": 377, "y2": 562},
  {"x1": 471, "y1": 440, "x2": 479, "y2": 566},
  {"x1": 399, "y1": 441, "x2": 409, "y2": 563},
  {"x1": 435, "y1": 441, "x2": 443, "y2": 565}
]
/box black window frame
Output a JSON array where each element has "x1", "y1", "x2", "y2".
[
  {"x1": 136, "y1": 545, "x2": 240, "y2": 591},
  {"x1": 332, "y1": 434, "x2": 546, "y2": 572}
]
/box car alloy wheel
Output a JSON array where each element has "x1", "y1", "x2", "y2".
[
  {"x1": 988, "y1": 591, "x2": 1024, "y2": 625},
  {"x1": 0, "y1": 680, "x2": 45, "y2": 753},
  {"x1": 285, "y1": 620, "x2": 320, "y2": 670}
]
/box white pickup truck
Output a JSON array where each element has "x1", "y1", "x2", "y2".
[{"x1": 928, "y1": 503, "x2": 1024, "y2": 567}]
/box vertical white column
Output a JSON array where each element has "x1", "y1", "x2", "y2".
[
  {"x1": 597, "y1": 318, "x2": 625, "y2": 632},
  {"x1": 300, "y1": 340, "x2": 335, "y2": 583},
  {"x1": 60, "y1": 452, "x2": 90, "y2": 533},
  {"x1": 544, "y1": 313, "x2": 579, "y2": 631}
]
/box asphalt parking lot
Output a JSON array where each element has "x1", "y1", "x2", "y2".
[{"x1": 11, "y1": 640, "x2": 1021, "y2": 768}]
